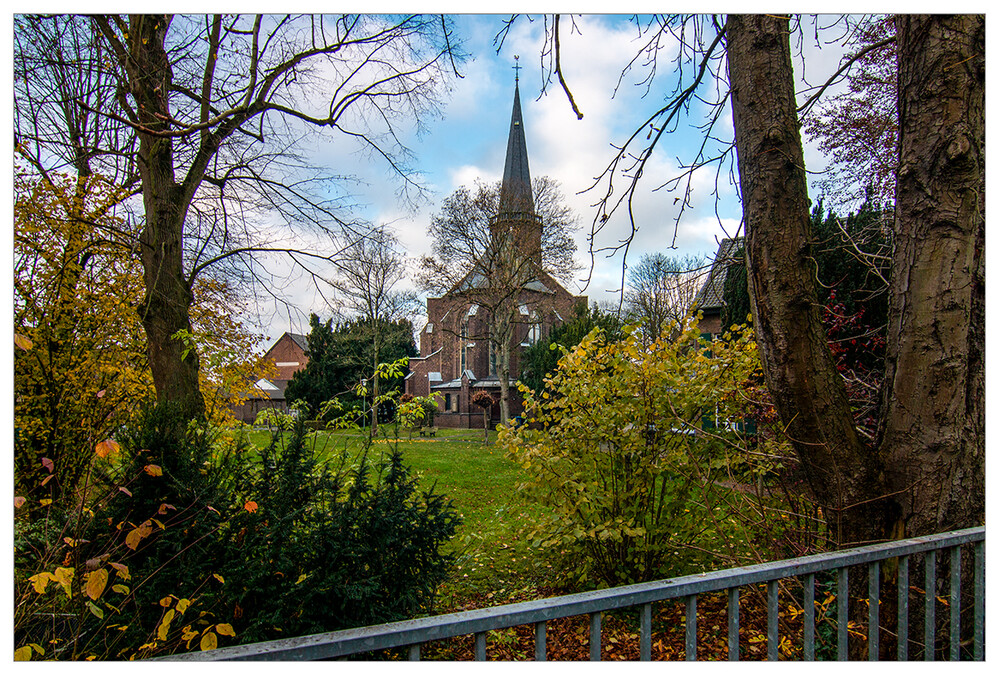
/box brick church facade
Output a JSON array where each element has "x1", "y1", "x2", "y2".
[{"x1": 405, "y1": 79, "x2": 584, "y2": 428}]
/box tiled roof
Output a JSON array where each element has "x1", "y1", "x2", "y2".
[{"x1": 694, "y1": 238, "x2": 744, "y2": 311}]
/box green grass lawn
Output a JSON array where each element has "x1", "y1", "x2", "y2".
[{"x1": 244, "y1": 425, "x2": 556, "y2": 611}]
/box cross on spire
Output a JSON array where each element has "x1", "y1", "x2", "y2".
[{"x1": 513, "y1": 55, "x2": 521, "y2": 83}]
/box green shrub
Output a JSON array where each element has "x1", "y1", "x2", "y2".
[
  {"x1": 501, "y1": 319, "x2": 761, "y2": 588},
  {"x1": 211, "y1": 415, "x2": 461, "y2": 642},
  {"x1": 15, "y1": 403, "x2": 460, "y2": 659}
]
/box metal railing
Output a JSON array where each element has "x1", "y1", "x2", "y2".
[{"x1": 168, "y1": 526, "x2": 984, "y2": 661}]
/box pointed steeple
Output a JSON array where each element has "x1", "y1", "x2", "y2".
[{"x1": 498, "y1": 79, "x2": 535, "y2": 217}]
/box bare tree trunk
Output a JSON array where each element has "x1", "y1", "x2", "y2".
[
  {"x1": 881, "y1": 14, "x2": 985, "y2": 539},
  {"x1": 125, "y1": 14, "x2": 205, "y2": 423},
  {"x1": 726, "y1": 14, "x2": 892, "y2": 547}
]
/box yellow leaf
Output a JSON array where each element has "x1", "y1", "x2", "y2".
[
  {"x1": 295, "y1": 574, "x2": 308, "y2": 585},
  {"x1": 125, "y1": 528, "x2": 143, "y2": 550},
  {"x1": 85, "y1": 568, "x2": 108, "y2": 600},
  {"x1": 15, "y1": 333, "x2": 33, "y2": 351},
  {"x1": 177, "y1": 598, "x2": 191, "y2": 614},
  {"x1": 213, "y1": 574, "x2": 225, "y2": 584},
  {"x1": 40, "y1": 499, "x2": 52, "y2": 507},
  {"x1": 157, "y1": 609, "x2": 175, "y2": 641},
  {"x1": 95, "y1": 439, "x2": 121, "y2": 459},
  {"x1": 112, "y1": 584, "x2": 130, "y2": 594},
  {"x1": 87, "y1": 601, "x2": 105, "y2": 619},
  {"x1": 159, "y1": 596, "x2": 173, "y2": 608},
  {"x1": 215, "y1": 623, "x2": 236, "y2": 637},
  {"x1": 14, "y1": 646, "x2": 32, "y2": 661},
  {"x1": 28, "y1": 572, "x2": 52, "y2": 594},
  {"x1": 53, "y1": 567, "x2": 74, "y2": 598},
  {"x1": 144, "y1": 464, "x2": 163, "y2": 477},
  {"x1": 200, "y1": 631, "x2": 218, "y2": 651}
]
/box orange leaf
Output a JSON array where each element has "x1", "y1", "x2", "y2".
[
  {"x1": 14, "y1": 496, "x2": 26, "y2": 509},
  {"x1": 95, "y1": 439, "x2": 120, "y2": 459},
  {"x1": 144, "y1": 464, "x2": 163, "y2": 477},
  {"x1": 244, "y1": 501, "x2": 258, "y2": 513},
  {"x1": 85, "y1": 568, "x2": 109, "y2": 601},
  {"x1": 41, "y1": 457, "x2": 54, "y2": 473}
]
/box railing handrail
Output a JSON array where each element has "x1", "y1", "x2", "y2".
[{"x1": 166, "y1": 526, "x2": 984, "y2": 661}]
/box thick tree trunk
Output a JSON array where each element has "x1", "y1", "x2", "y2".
[
  {"x1": 881, "y1": 15, "x2": 985, "y2": 539},
  {"x1": 726, "y1": 14, "x2": 893, "y2": 547},
  {"x1": 127, "y1": 15, "x2": 205, "y2": 423}
]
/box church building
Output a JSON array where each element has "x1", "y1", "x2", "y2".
[{"x1": 405, "y1": 77, "x2": 585, "y2": 428}]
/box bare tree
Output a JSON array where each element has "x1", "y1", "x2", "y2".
[
  {"x1": 418, "y1": 177, "x2": 579, "y2": 424},
  {"x1": 14, "y1": 14, "x2": 462, "y2": 430},
  {"x1": 329, "y1": 226, "x2": 419, "y2": 435},
  {"x1": 802, "y1": 15, "x2": 898, "y2": 211},
  {"x1": 624, "y1": 252, "x2": 705, "y2": 343}
]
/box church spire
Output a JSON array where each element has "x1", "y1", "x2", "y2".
[{"x1": 498, "y1": 63, "x2": 535, "y2": 217}]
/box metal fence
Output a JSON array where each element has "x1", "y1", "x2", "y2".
[{"x1": 168, "y1": 526, "x2": 984, "y2": 661}]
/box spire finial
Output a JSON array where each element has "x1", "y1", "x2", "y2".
[{"x1": 513, "y1": 55, "x2": 521, "y2": 83}]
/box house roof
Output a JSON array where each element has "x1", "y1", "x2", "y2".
[
  {"x1": 287, "y1": 333, "x2": 308, "y2": 351},
  {"x1": 694, "y1": 238, "x2": 744, "y2": 311}
]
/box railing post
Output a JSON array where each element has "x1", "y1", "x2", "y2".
[
  {"x1": 804, "y1": 573, "x2": 815, "y2": 661},
  {"x1": 973, "y1": 540, "x2": 984, "y2": 661},
  {"x1": 685, "y1": 595, "x2": 697, "y2": 661},
  {"x1": 534, "y1": 621, "x2": 546, "y2": 661},
  {"x1": 898, "y1": 555, "x2": 909, "y2": 660},
  {"x1": 949, "y1": 546, "x2": 960, "y2": 661},
  {"x1": 407, "y1": 643, "x2": 420, "y2": 661},
  {"x1": 589, "y1": 612, "x2": 601, "y2": 661},
  {"x1": 474, "y1": 631, "x2": 487, "y2": 661},
  {"x1": 640, "y1": 603, "x2": 652, "y2": 661},
  {"x1": 728, "y1": 587, "x2": 740, "y2": 661},
  {"x1": 837, "y1": 567, "x2": 849, "y2": 661},
  {"x1": 925, "y1": 549, "x2": 936, "y2": 661},
  {"x1": 868, "y1": 560, "x2": 880, "y2": 660},
  {"x1": 767, "y1": 580, "x2": 779, "y2": 661}
]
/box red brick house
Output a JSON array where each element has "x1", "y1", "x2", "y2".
[
  {"x1": 232, "y1": 332, "x2": 309, "y2": 422},
  {"x1": 405, "y1": 79, "x2": 584, "y2": 428}
]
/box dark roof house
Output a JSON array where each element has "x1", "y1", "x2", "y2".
[{"x1": 693, "y1": 237, "x2": 744, "y2": 336}]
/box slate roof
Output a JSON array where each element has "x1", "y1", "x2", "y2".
[
  {"x1": 498, "y1": 81, "x2": 534, "y2": 217},
  {"x1": 694, "y1": 238, "x2": 744, "y2": 311},
  {"x1": 287, "y1": 333, "x2": 309, "y2": 351}
]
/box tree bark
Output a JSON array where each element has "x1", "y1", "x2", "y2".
[
  {"x1": 881, "y1": 14, "x2": 985, "y2": 539},
  {"x1": 126, "y1": 15, "x2": 205, "y2": 422},
  {"x1": 726, "y1": 14, "x2": 893, "y2": 547}
]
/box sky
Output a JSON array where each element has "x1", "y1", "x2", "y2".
[{"x1": 248, "y1": 13, "x2": 858, "y2": 347}]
